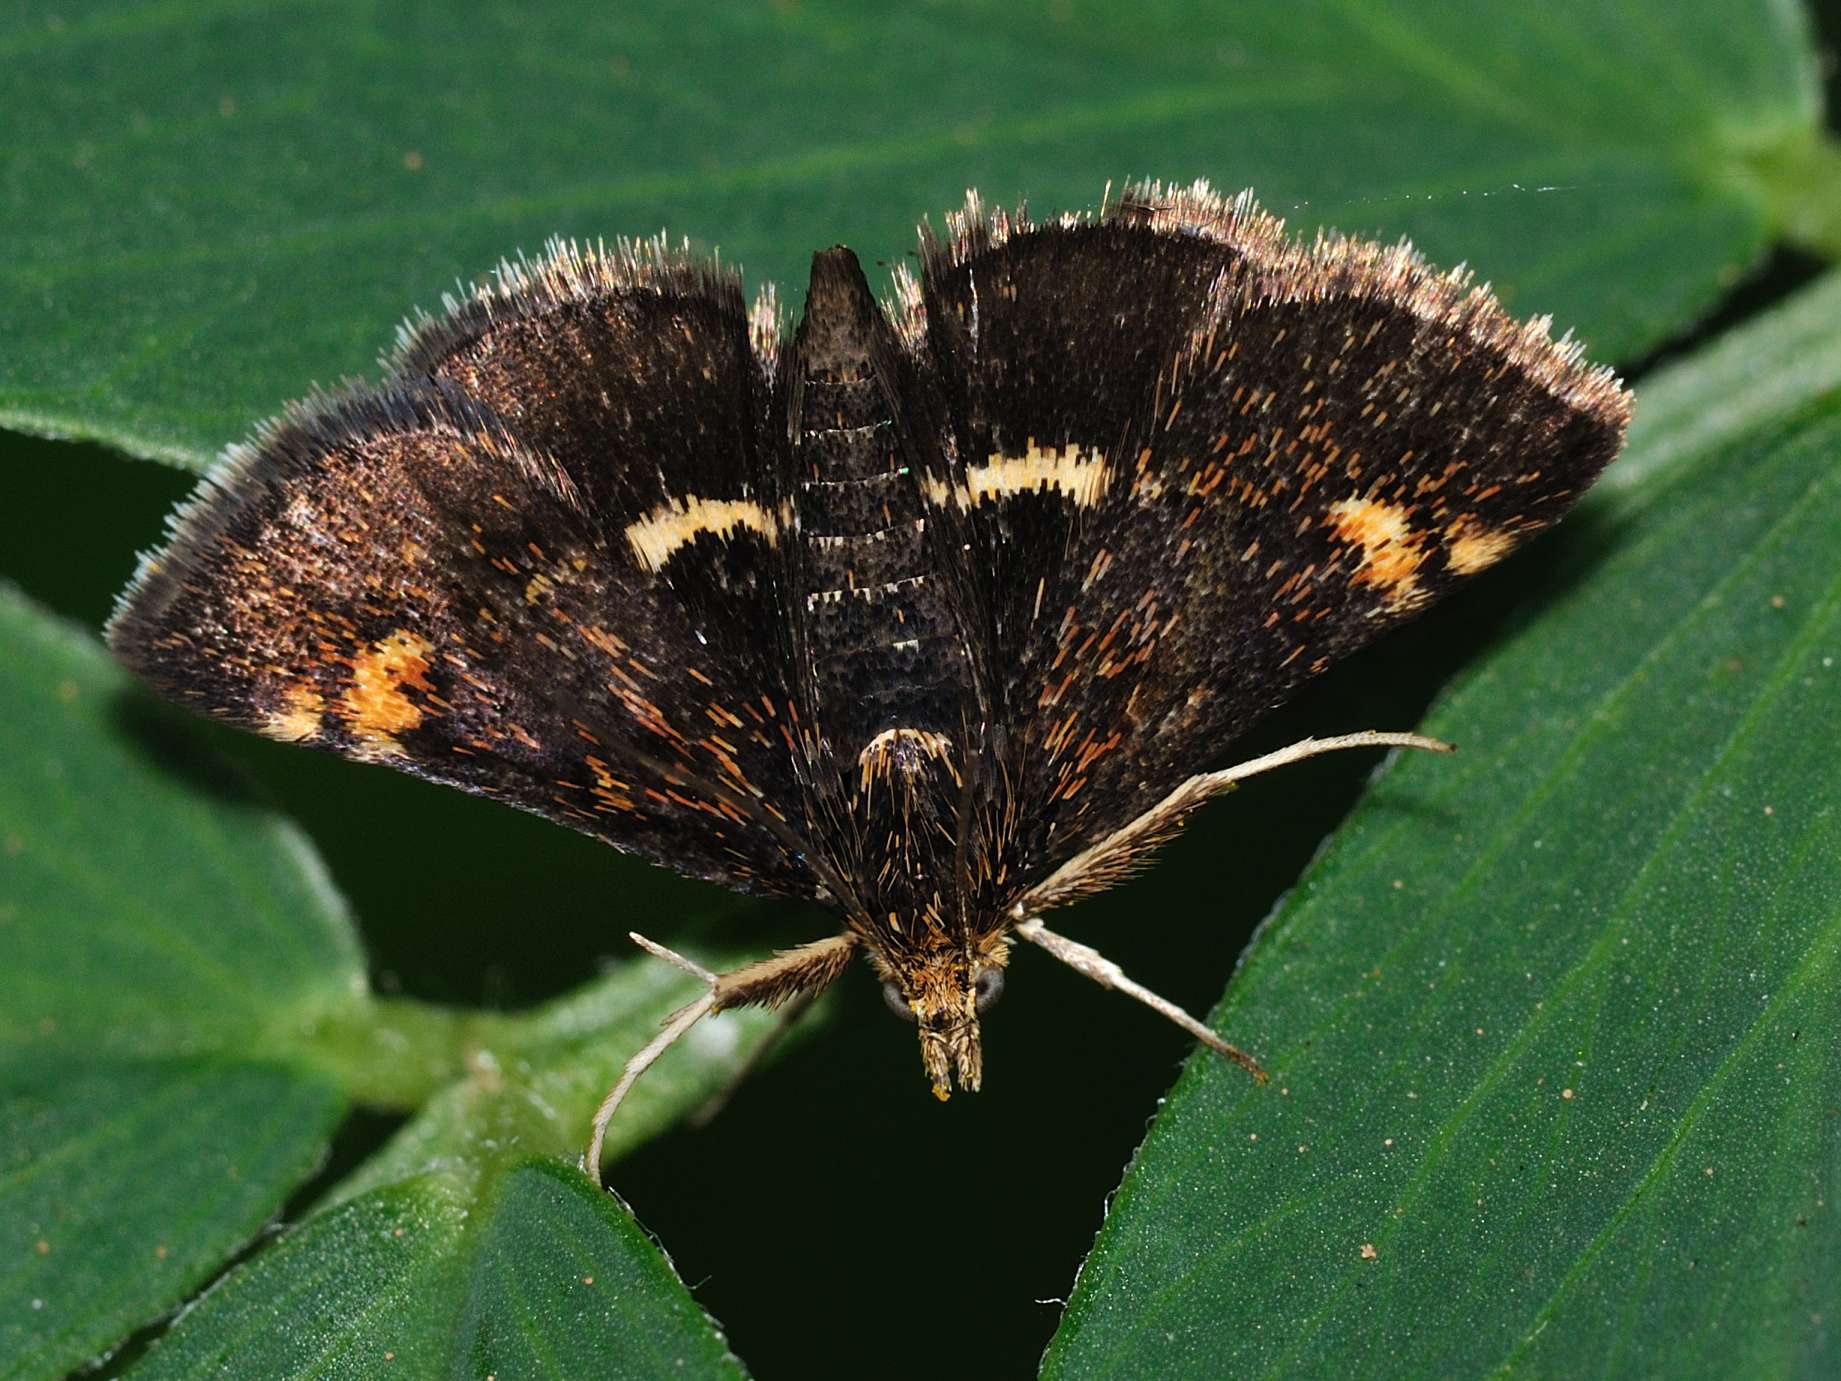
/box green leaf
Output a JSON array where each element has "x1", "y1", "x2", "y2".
[
  {"x1": 1042, "y1": 270, "x2": 1841, "y2": 1376},
  {"x1": 116, "y1": 974, "x2": 776, "y2": 1378},
  {"x1": 320, "y1": 960, "x2": 786, "y2": 1206},
  {"x1": 457, "y1": 1161, "x2": 741, "y2": 1380},
  {"x1": 2, "y1": 0, "x2": 1827, "y2": 469},
  {"x1": 128, "y1": 1163, "x2": 742, "y2": 1380},
  {"x1": 0, "y1": 585, "x2": 783, "y2": 1375},
  {"x1": 0, "y1": 585, "x2": 361, "y2": 1380},
  {"x1": 127, "y1": 959, "x2": 780, "y2": 1376}
]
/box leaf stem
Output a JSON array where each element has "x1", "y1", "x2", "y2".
[
  {"x1": 293, "y1": 995, "x2": 526, "y2": 1111},
  {"x1": 1748, "y1": 129, "x2": 1841, "y2": 260}
]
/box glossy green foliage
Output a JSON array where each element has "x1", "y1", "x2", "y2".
[
  {"x1": 0, "y1": 0, "x2": 1823, "y2": 467},
  {"x1": 0, "y1": 591, "x2": 775, "y2": 1377},
  {"x1": 1044, "y1": 270, "x2": 1841, "y2": 1379},
  {"x1": 2, "y1": 1, "x2": 1838, "y2": 1376}
]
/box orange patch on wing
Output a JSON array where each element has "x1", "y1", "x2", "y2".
[
  {"x1": 262, "y1": 682, "x2": 324, "y2": 743},
  {"x1": 1445, "y1": 515, "x2": 1518, "y2": 574},
  {"x1": 583, "y1": 753, "x2": 638, "y2": 813},
  {"x1": 341, "y1": 629, "x2": 437, "y2": 753},
  {"x1": 1328, "y1": 496, "x2": 1427, "y2": 610}
]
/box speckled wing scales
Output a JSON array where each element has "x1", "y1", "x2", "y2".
[
  {"x1": 109, "y1": 245, "x2": 818, "y2": 897},
  {"x1": 391, "y1": 238, "x2": 785, "y2": 550},
  {"x1": 907, "y1": 181, "x2": 1632, "y2": 901}
]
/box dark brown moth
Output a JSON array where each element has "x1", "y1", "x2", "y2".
[{"x1": 108, "y1": 181, "x2": 1632, "y2": 1182}]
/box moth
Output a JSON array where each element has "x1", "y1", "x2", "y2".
[{"x1": 108, "y1": 181, "x2": 1631, "y2": 1181}]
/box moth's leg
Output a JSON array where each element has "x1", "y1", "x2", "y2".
[
  {"x1": 1007, "y1": 732, "x2": 1452, "y2": 1087},
  {"x1": 1014, "y1": 731, "x2": 1452, "y2": 915},
  {"x1": 584, "y1": 931, "x2": 858, "y2": 1186},
  {"x1": 1197, "y1": 729, "x2": 1453, "y2": 788},
  {"x1": 689, "y1": 983, "x2": 822, "y2": 1128},
  {"x1": 1012, "y1": 918, "x2": 1268, "y2": 1082},
  {"x1": 584, "y1": 936, "x2": 716, "y2": 1186}
]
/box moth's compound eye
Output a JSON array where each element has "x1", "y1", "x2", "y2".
[
  {"x1": 882, "y1": 980, "x2": 915, "y2": 1022},
  {"x1": 973, "y1": 965, "x2": 1005, "y2": 1014}
]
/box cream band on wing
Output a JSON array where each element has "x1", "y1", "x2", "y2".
[
  {"x1": 924, "y1": 439, "x2": 1110, "y2": 510},
  {"x1": 623, "y1": 495, "x2": 784, "y2": 571}
]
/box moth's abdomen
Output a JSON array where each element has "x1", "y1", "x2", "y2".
[{"x1": 791, "y1": 250, "x2": 963, "y2": 766}]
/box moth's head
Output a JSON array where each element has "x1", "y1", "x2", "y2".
[{"x1": 874, "y1": 933, "x2": 1010, "y2": 1100}]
